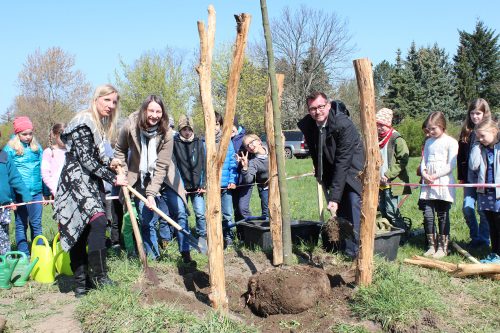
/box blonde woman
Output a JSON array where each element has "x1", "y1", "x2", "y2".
[
  {"x1": 53, "y1": 84, "x2": 127, "y2": 298},
  {"x1": 3, "y1": 116, "x2": 44, "y2": 257}
]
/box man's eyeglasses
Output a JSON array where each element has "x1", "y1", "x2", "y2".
[
  {"x1": 308, "y1": 104, "x2": 327, "y2": 112},
  {"x1": 245, "y1": 139, "x2": 259, "y2": 149}
]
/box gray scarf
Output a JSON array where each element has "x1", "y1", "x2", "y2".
[{"x1": 139, "y1": 126, "x2": 159, "y2": 188}]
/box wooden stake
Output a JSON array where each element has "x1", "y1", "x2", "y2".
[
  {"x1": 265, "y1": 73, "x2": 284, "y2": 266},
  {"x1": 353, "y1": 58, "x2": 380, "y2": 286},
  {"x1": 196, "y1": 5, "x2": 251, "y2": 311}
]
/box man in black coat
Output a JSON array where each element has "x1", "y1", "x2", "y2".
[{"x1": 297, "y1": 92, "x2": 364, "y2": 257}]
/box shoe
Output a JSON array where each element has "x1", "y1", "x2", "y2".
[
  {"x1": 433, "y1": 234, "x2": 449, "y2": 259},
  {"x1": 480, "y1": 253, "x2": 500, "y2": 264},
  {"x1": 223, "y1": 238, "x2": 234, "y2": 250},
  {"x1": 161, "y1": 240, "x2": 170, "y2": 249},
  {"x1": 88, "y1": 249, "x2": 116, "y2": 287}
]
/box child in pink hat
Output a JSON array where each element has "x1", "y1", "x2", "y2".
[{"x1": 376, "y1": 108, "x2": 412, "y2": 235}]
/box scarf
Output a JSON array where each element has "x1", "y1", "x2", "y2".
[
  {"x1": 139, "y1": 126, "x2": 159, "y2": 188},
  {"x1": 179, "y1": 132, "x2": 195, "y2": 143},
  {"x1": 378, "y1": 127, "x2": 394, "y2": 148}
]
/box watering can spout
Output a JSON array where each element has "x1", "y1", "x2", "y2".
[{"x1": 16, "y1": 257, "x2": 38, "y2": 285}]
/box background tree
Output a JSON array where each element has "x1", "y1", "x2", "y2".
[
  {"x1": 252, "y1": 5, "x2": 354, "y2": 128},
  {"x1": 373, "y1": 60, "x2": 394, "y2": 101},
  {"x1": 190, "y1": 44, "x2": 268, "y2": 135},
  {"x1": 454, "y1": 20, "x2": 500, "y2": 109},
  {"x1": 114, "y1": 48, "x2": 189, "y2": 123},
  {"x1": 14, "y1": 47, "x2": 91, "y2": 147}
]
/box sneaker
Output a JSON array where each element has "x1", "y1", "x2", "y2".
[
  {"x1": 480, "y1": 253, "x2": 500, "y2": 264},
  {"x1": 223, "y1": 238, "x2": 234, "y2": 250}
]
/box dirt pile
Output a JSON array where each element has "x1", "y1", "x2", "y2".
[{"x1": 246, "y1": 265, "x2": 330, "y2": 316}]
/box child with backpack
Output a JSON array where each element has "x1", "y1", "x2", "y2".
[
  {"x1": 458, "y1": 98, "x2": 491, "y2": 248},
  {"x1": 469, "y1": 117, "x2": 500, "y2": 263},
  {"x1": 3, "y1": 117, "x2": 44, "y2": 257},
  {"x1": 420, "y1": 112, "x2": 458, "y2": 258},
  {"x1": 376, "y1": 108, "x2": 411, "y2": 231}
]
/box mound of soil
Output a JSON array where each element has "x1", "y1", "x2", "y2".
[{"x1": 246, "y1": 265, "x2": 330, "y2": 316}]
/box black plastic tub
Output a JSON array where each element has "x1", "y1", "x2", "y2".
[
  {"x1": 236, "y1": 220, "x2": 322, "y2": 250},
  {"x1": 374, "y1": 227, "x2": 405, "y2": 261}
]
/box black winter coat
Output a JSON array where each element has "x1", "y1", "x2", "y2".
[
  {"x1": 173, "y1": 134, "x2": 206, "y2": 191},
  {"x1": 297, "y1": 111, "x2": 364, "y2": 203}
]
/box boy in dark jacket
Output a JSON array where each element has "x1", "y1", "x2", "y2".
[{"x1": 173, "y1": 115, "x2": 207, "y2": 238}]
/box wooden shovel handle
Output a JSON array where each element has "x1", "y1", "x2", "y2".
[{"x1": 117, "y1": 166, "x2": 148, "y2": 268}]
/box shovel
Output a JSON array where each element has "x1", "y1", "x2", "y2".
[
  {"x1": 117, "y1": 167, "x2": 159, "y2": 285},
  {"x1": 126, "y1": 185, "x2": 208, "y2": 254}
]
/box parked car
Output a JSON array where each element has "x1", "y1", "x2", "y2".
[{"x1": 260, "y1": 130, "x2": 309, "y2": 159}]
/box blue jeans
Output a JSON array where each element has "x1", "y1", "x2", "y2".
[
  {"x1": 463, "y1": 187, "x2": 489, "y2": 244},
  {"x1": 238, "y1": 185, "x2": 269, "y2": 220},
  {"x1": 161, "y1": 187, "x2": 190, "y2": 252},
  {"x1": 187, "y1": 192, "x2": 206, "y2": 238},
  {"x1": 157, "y1": 196, "x2": 173, "y2": 242},
  {"x1": 15, "y1": 192, "x2": 43, "y2": 256},
  {"x1": 221, "y1": 189, "x2": 234, "y2": 240},
  {"x1": 134, "y1": 197, "x2": 160, "y2": 259}
]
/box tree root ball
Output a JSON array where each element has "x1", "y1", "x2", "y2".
[{"x1": 246, "y1": 265, "x2": 330, "y2": 316}]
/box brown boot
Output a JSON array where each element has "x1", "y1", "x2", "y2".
[
  {"x1": 433, "y1": 234, "x2": 448, "y2": 258},
  {"x1": 423, "y1": 234, "x2": 436, "y2": 257}
]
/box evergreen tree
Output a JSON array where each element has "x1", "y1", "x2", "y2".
[{"x1": 454, "y1": 21, "x2": 500, "y2": 108}]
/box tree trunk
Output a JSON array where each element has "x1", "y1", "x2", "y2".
[
  {"x1": 265, "y1": 73, "x2": 284, "y2": 266},
  {"x1": 260, "y1": 0, "x2": 293, "y2": 265},
  {"x1": 353, "y1": 58, "x2": 380, "y2": 286},
  {"x1": 196, "y1": 5, "x2": 251, "y2": 311}
]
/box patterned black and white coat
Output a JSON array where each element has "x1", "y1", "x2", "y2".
[{"x1": 53, "y1": 111, "x2": 117, "y2": 251}]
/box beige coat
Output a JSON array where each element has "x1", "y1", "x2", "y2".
[{"x1": 114, "y1": 111, "x2": 187, "y2": 205}]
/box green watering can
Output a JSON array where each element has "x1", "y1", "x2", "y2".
[
  {"x1": 5, "y1": 251, "x2": 39, "y2": 287},
  {"x1": 52, "y1": 233, "x2": 73, "y2": 276},
  {"x1": 0, "y1": 255, "x2": 18, "y2": 290}
]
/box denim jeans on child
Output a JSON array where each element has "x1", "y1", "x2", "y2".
[
  {"x1": 463, "y1": 187, "x2": 490, "y2": 245},
  {"x1": 221, "y1": 189, "x2": 234, "y2": 240},
  {"x1": 15, "y1": 192, "x2": 43, "y2": 256},
  {"x1": 187, "y1": 192, "x2": 206, "y2": 238}
]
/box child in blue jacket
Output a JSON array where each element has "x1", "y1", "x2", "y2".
[
  {"x1": 3, "y1": 117, "x2": 44, "y2": 256},
  {"x1": 0, "y1": 130, "x2": 32, "y2": 255},
  {"x1": 214, "y1": 112, "x2": 238, "y2": 247}
]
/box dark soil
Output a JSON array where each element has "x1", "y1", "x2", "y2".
[{"x1": 136, "y1": 249, "x2": 381, "y2": 332}]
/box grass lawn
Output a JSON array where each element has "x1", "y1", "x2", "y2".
[{"x1": 1, "y1": 156, "x2": 499, "y2": 332}]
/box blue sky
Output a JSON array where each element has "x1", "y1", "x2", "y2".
[{"x1": 1, "y1": 0, "x2": 499, "y2": 115}]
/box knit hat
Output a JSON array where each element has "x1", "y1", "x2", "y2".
[
  {"x1": 177, "y1": 115, "x2": 194, "y2": 131},
  {"x1": 233, "y1": 115, "x2": 239, "y2": 129},
  {"x1": 376, "y1": 108, "x2": 393, "y2": 127},
  {"x1": 13, "y1": 116, "x2": 33, "y2": 134}
]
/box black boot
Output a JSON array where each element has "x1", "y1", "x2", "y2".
[
  {"x1": 88, "y1": 249, "x2": 115, "y2": 287},
  {"x1": 181, "y1": 251, "x2": 193, "y2": 264},
  {"x1": 72, "y1": 264, "x2": 89, "y2": 298}
]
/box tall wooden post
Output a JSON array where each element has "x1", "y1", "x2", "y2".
[
  {"x1": 196, "y1": 5, "x2": 251, "y2": 310},
  {"x1": 260, "y1": 0, "x2": 293, "y2": 265},
  {"x1": 353, "y1": 58, "x2": 381, "y2": 286},
  {"x1": 265, "y1": 73, "x2": 284, "y2": 266}
]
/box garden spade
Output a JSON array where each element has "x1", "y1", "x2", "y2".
[
  {"x1": 117, "y1": 167, "x2": 159, "y2": 285},
  {"x1": 126, "y1": 185, "x2": 208, "y2": 255}
]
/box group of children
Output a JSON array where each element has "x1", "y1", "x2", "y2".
[{"x1": 377, "y1": 98, "x2": 500, "y2": 263}]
